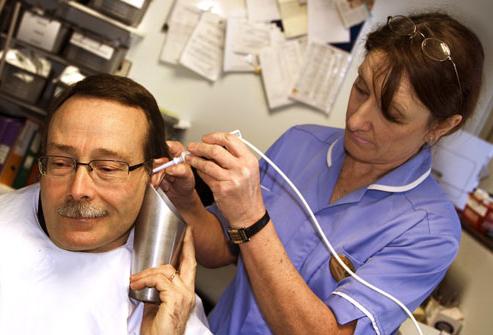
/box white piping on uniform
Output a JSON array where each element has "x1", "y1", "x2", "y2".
[
  {"x1": 367, "y1": 169, "x2": 431, "y2": 193},
  {"x1": 326, "y1": 139, "x2": 338, "y2": 168},
  {"x1": 333, "y1": 291, "x2": 381, "y2": 335}
]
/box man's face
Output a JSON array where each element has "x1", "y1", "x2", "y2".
[{"x1": 40, "y1": 96, "x2": 150, "y2": 252}]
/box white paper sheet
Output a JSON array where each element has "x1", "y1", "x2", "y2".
[
  {"x1": 259, "y1": 39, "x2": 304, "y2": 109},
  {"x1": 431, "y1": 131, "x2": 493, "y2": 209},
  {"x1": 246, "y1": 0, "x2": 281, "y2": 22},
  {"x1": 335, "y1": 0, "x2": 370, "y2": 28},
  {"x1": 278, "y1": 0, "x2": 307, "y2": 38},
  {"x1": 180, "y1": 11, "x2": 225, "y2": 81},
  {"x1": 308, "y1": 0, "x2": 349, "y2": 44},
  {"x1": 160, "y1": 0, "x2": 202, "y2": 64},
  {"x1": 290, "y1": 42, "x2": 350, "y2": 114},
  {"x1": 223, "y1": 17, "x2": 257, "y2": 72}
]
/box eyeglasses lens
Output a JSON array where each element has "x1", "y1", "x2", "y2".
[
  {"x1": 388, "y1": 15, "x2": 416, "y2": 36},
  {"x1": 421, "y1": 38, "x2": 451, "y2": 61}
]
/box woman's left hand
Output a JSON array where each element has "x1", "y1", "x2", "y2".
[
  {"x1": 131, "y1": 227, "x2": 197, "y2": 335},
  {"x1": 186, "y1": 132, "x2": 266, "y2": 228}
]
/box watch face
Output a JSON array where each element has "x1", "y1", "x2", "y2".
[{"x1": 228, "y1": 228, "x2": 249, "y2": 244}]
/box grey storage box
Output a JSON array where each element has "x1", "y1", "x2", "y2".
[
  {"x1": 89, "y1": 0, "x2": 151, "y2": 27},
  {"x1": 52, "y1": 65, "x2": 86, "y2": 98},
  {"x1": 16, "y1": 10, "x2": 70, "y2": 54},
  {"x1": 63, "y1": 31, "x2": 127, "y2": 73},
  {"x1": 0, "y1": 49, "x2": 51, "y2": 104}
]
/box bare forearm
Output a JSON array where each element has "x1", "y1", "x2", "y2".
[
  {"x1": 174, "y1": 191, "x2": 236, "y2": 267},
  {"x1": 240, "y1": 223, "x2": 354, "y2": 335}
]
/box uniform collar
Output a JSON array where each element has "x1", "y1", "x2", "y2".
[{"x1": 326, "y1": 135, "x2": 432, "y2": 194}]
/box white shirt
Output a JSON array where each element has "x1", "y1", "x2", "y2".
[{"x1": 0, "y1": 184, "x2": 210, "y2": 335}]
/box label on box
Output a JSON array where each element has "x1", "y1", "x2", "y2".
[
  {"x1": 69, "y1": 33, "x2": 115, "y2": 60},
  {"x1": 17, "y1": 12, "x2": 62, "y2": 52},
  {"x1": 467, "y1": 197, "x2": 488, "y2": 217},
  {"x1": 120, "y1": 0, "x2": 145, "y2": 9}
]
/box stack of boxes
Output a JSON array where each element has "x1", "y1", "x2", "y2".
[{"x1": 1, "y1": 1, "x2": 152, "y2": 106}]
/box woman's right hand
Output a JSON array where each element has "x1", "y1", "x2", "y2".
[{"x1": 159, "y1": 141, "x2": 196, "y2": 209}]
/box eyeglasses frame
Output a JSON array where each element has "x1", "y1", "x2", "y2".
[
  {"x1": 38, "y1": 155, "x2": 151, "y2": 181},
  {"x1": 386, "y1": 15, "x2": 463, "y2": 96}
]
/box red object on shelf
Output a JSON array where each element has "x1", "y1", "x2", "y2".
[{"x1": 461, "y1": 189, "x2": 493, "y2": 233}]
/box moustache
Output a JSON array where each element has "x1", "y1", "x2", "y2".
[{"x1": 57, "y1": 199, "x2": 108, "y2": 219}]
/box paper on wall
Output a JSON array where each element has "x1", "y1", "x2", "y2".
[
  {"x1": 259, "y1": 39, "x2": 304, "y2": 109},
  {"x1": 431, "y1": 131, "x2": 493, "y2": 209},
  {"x1": 223, "y1": 17, "x2": 257, "y2": 72},
  {"x1": 335, "y1": 0, "x2": 370, "y2": 28},
  {"x1": 290, "y1": 42, "x2": 350, "y2": 114},
  {"x1": 232, "y1": 20, "x2": 275, "y2": 55},
  {"x1": 246, "y1": 0, "x2": 281, "y2": 22},
  {"x1": 277, "y1": 0, "x2": 307, "y2": 38},
  {"x1": 308, "y1": 0, "x2": 349, "y2": 44},
  {"x1": 160, "y1": 0, "x2": 202, "y2": 64},
  {"x1": 180, "y1": 11, "x2": 225, "y2": 81}
]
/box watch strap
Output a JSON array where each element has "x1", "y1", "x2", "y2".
[{"x1": 227, "y1": 210, "x2": 270, "y2": 244}]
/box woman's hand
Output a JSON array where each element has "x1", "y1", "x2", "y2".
[
  {"x1": 186, "y1": 132, "x2": 266, "y2": 228},
  {"x1": 131, "y1": 227, "x2": 197, "y2": 335},
  {"x1": 159, "y1": 141, "x2": 196, "y2": 210}
]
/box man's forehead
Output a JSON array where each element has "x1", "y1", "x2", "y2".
[{"x1": 48, "y1": 97, "x2": 148, "y2": 160}]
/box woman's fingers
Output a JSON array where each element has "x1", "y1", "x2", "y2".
[
  {"x1": 167, "y1": 140, "x2": 187, "y2": 156},
  {"x1": 187, "y1": 141, "x2": 237, "y2": 170},
  {"x1": 201, "y1": 132, "x2": 249, "y2": 158},
  {"x1": 186, "y1": 154, "x2": 231, "y2": 181}
]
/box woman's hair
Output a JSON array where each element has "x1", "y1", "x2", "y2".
[
  {"x1": 365, "y1": 12, "x2": 484, "y2": 132},
  {"x1": 41, "y1": 74, "x2": 169, "y2": 165}
]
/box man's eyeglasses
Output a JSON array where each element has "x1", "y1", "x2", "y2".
[
  {"x1": 38, "y1": 155, "x2": 150, "y2": 184},
  {"x1": 387, "y1": 15, "x2": 462, "y2": 95}
]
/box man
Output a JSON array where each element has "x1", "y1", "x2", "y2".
[{"x1": 0, "y1": 74, "x2": 210, "y2": 335}]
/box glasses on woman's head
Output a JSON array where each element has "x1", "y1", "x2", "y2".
[
  {"x1": 387, "y1": 15, "x2": 462, "y2": 95},
  {"x1": 38, "y1": 155, "x2": 150, "y2": 185}
]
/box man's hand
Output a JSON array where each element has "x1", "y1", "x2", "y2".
[{"x1": 131, "y1": 227, "x2": 197, "y2": 335}]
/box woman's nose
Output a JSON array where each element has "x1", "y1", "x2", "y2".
[{"x1": 347, "y1": 100, "x2": 373, "y2": 132}]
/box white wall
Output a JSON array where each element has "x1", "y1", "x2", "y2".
[{"x1": 126, "y1": 0, "x2": 493, "y2": 150}]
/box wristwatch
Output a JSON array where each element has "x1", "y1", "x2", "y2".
[{"x1": 227, "y1": 211, "x2": 270, "y2": 244}]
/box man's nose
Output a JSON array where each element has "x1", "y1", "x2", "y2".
[{"x1": 67, "y1": 165, "x2": 95, "y2": 201}]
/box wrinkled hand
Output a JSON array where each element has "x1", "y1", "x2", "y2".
[
  {"x1": 186, "y1": 132, "x2": 265, "y2": 228},
  {"x1": 131, "y1": 227, "x2": 197, "y2": 335},
  {"x1": 159, "y1": 141, "x2": 196, "y2": 209}
]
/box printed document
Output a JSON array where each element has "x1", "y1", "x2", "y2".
[
  {"x1": 180, "y1": 12, "x2": 225, "y2": 81},
  {"x1": 259, "y1": 39, "x2": 304, "y2": 109},
  {"x1": 290, "y1": 42, "x2": 350, "y2": 114}
]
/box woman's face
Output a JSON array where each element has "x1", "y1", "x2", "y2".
[{"x1": 344, "y1": 51, "x2": 434, "y2": 168}]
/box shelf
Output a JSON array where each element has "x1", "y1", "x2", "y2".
[
  {"x1": 1, "y1": 34, "x2": 101, "y2": 76},
  {"x1": 461, "y1": 220, "x2": 493, "y2": 252},
  {"x1": 65, "y1": 1, "x2": 145, "y2": 38},
  {"x1": 0, "y1": 91, "x2": 47, "y2": 117}
]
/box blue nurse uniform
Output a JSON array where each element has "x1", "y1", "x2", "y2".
[{"x1": 208, "y1": 125, "x2": 460, "y2": 335}]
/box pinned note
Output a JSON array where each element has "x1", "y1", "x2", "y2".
[{"x1": 180, "y1": 12, "x2": 226, "y2": 81}]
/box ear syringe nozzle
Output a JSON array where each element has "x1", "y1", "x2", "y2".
[{"x1": 152, "y1": 151, "x2": 190, "y2": 174}]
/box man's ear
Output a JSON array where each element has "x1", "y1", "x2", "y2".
[
  {"x1": 427, "y1": 114, "x2": 463, "y2": 144},
  {"x1": 150, "y1": 157, "x2": 170, "y2": 187}
]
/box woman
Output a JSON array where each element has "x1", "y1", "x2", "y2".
[{"x1": 162, "y1": 12, "x2": 484, "y2": 335}]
